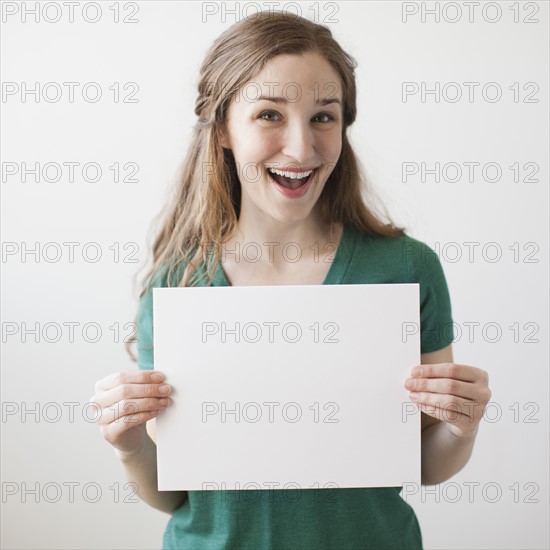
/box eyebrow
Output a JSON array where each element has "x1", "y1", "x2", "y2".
[{"x1": 257, "y1": 95, "x2": 341, "y2": 106}]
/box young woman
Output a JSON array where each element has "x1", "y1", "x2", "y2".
[{"x1": 91, "y1": 12, "x2": 491, "y2": 549}]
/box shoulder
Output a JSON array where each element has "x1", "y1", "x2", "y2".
[
  {"x1": 347, "y1": 226, "x2": 441, "y2": 283},
  {"x1": 140, "y1": 260, "x2": 189, "y2": 295}
]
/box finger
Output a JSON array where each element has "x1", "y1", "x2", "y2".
[
  {"x1": 98, "y1": 397, "x2": 170, "y2": 426},
  {"x1": 102, "y1": 410, "x2": 160, "y2": 443},
  {"x1": 93, "y1": 381, "x2": 171, "y2": 410},
  {"x1": 413, "y1": 401, "x2": 469, "y2": 421},
  {"x1": 408, "y1": 392, "x2": 486, "y2": 420},
  {"x1": 405, "y1": 377, "x2": 475, "y2": 400},
  {"x1": 95, "y1": 370, "x2": 165, "y2": 393},
  {"x1": 411, "y1": 363, "x2": 488, "y2": 383},
  {"x1": 413, "y1": 402, "x2": 479, "y2": 433}
]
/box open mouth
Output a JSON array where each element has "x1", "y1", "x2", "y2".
[{"x1": 266, "y1": 167, "x2": 317, "y2": 190}]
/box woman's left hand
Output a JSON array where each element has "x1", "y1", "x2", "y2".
[{"x1": 404, "y1": 363, "x2": 492, "y2": 439}]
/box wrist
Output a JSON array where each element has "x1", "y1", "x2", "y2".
[
  {"x1": 445, "y1": 422, "x2": 479, "y2": 441},
  {"x1": 115, "y1": 446, "x2": 143, "y2": 463},
  {"x1": 114, "y1": 438, "x2": 152, "y2": 464}
]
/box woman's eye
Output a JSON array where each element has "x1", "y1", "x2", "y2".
[
  {"x1": 258, "y1": 111, "x2": 336, "y2": 123},
  {"x1": 258, "y1": 111, "x2": 281, "y2": 122},
  {"x1": 313, "y1": 113, "x2": 336, "y2": 123}
]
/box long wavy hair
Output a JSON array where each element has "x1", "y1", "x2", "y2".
[{"x1": 126, "y1": 11, "x2": 405, "y2": 360}]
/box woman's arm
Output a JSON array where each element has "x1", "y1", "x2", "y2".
[
  {"x1": 92, "y1": 369, "x2": 187, "y2": 514},
  {"x1": 115, "y1": 420, "x2": 187, "y2": 514},
  {"x1": 410, "y1": 345, "x2": 491, "y2": 485}
]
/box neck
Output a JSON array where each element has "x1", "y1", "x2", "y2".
[{"x1": 224, "y1": 209, "x2": 342, "y2": 269}]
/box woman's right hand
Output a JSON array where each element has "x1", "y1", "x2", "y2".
[{"x1": 90, "y1": 370, "x2": 171, "y2": 458}]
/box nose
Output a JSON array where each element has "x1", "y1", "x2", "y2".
[{"x1": 281, "y1": 118, "x2": 316, "y2": 164}]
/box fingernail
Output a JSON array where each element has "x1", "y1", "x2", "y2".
[
  {"x1": 159, "y1": 385, "x2": 171, "y2": 394},
  {"x1": 412, "y1": 367, "x2": 423, "y2": 377},
  {"x1": 405, "y1": 378, "x2": 416, "y2": 389},
  {"x1": 151, "y1": 373, "x2": 164, "y2": 382}
]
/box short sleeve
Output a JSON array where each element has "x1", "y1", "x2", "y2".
[
  {"x1": 406, "y1": 237, "x2": 455, "y2": 354},
  {"x1": 136, "y1": 284, "x2": 154, "y2": 371},
  {"x1": 136, "y1": 268, "x2": 169, "y2": 371}
]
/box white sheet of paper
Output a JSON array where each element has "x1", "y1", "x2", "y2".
[{"x1": 153, "y1": 284, "x2": 420, "y2": 491}]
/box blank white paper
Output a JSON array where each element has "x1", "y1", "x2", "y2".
[{"x1": 153, "y1": 283, "x2": 420, "y2": 491}]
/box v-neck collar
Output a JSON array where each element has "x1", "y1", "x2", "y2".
[{"x1": 211, "y1": 223, "x2": 357, "y2": 287}]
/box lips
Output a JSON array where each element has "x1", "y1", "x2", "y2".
[
  {"x1": 266, "y1": 167, "x2": 317, "y2": 190},
  {"x1": 267, "y1": 167, "x2": 318, "y2": 199}
]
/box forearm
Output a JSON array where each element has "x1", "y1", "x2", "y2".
[
  {"x1": 115, "y1": 435, "x2": 187, "y2": 514},
  {"x1": 421, "y1": 421, "x2": 478, "y2": 485}
]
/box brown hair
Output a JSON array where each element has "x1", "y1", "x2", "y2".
[{"x1": 126, "y1": 11, "x2": 405, "y2": 360}]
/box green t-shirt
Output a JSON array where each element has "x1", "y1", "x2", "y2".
[{"x1": 137, "y1": 223, "x2": 454, "y2": 550}]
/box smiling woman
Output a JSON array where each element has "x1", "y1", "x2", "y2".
[
  {"x1": 133, "y1": 10, "x2": 406, "y2": 292},
  {"x1": 89, "y1": 10, "x2": 491, "y2": 550}
]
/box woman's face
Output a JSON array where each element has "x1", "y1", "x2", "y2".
[{"x1": 220, "y1": 51, "x2": 343, "y2": 226}]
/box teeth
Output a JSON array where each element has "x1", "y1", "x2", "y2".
[{"x1": 268, "y1": 167, "x2": 313, "y2": 179}]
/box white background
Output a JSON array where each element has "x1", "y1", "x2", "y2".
[{"x1": 1, "y1": 1, "x2": 548, "y2": 549}]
